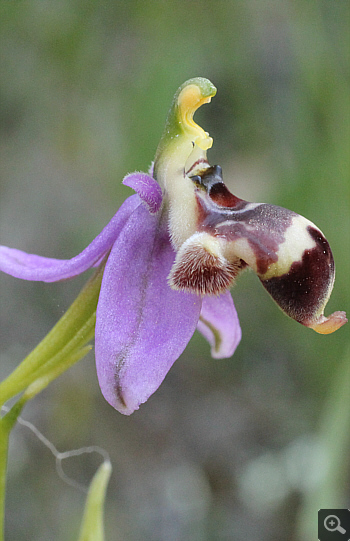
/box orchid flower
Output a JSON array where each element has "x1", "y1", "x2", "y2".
[{"x1": 0, "y1": 78, "x2": 346, "y2": 415}]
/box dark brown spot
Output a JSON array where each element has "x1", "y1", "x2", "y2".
[
  {"x1": 260, "y1": 226, "x2": 334, "y2": 324},
  {"x1": 208, "y1": 182, "x2": 243, "y2": 207},
  {"x1": 192, "y1": 165, "x2": 244, "y2": 208}
]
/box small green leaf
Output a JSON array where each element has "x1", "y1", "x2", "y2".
[{"x1": 77, "y1": 461, "x2": 112, "y2": 541}]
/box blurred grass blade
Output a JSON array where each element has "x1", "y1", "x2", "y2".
[
  {"x1": 77, "y1": 460, "x2": 112, "y2": 541},
  {"x1": 296, "y1": 345, "x2": 350, "y2": 540},
  {"x1": 0, "y1": 400, "x2": 27, "y2": 541}
]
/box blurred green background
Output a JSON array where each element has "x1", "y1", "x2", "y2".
[{"x1": 0, "y1": 1, "x2": 349, "y2": 540}]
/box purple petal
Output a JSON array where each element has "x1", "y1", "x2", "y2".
[
  {"x1": 123, "y1": 172, "x2": 162, "y2": 214},
  {"x1": 95, "y1": 204, "x2": 202, "y2": 415},
  {"x1": 197, "y1": 291, "x2": 241, "y2": 358},
  {"x1": 0, "y1": 195, "x2": 140, "y2": 282}
]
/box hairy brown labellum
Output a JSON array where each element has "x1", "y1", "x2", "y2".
[
  {"x1": 169, "y1": 165, "x2": 347, "y2": 333},
  {"x1": 169, "y1": 233, "x2": 243, "y2": 295}
]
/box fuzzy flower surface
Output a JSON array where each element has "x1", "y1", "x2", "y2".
[{"x1": 0, "y1": 78, "x2": 346, "y2": 414}]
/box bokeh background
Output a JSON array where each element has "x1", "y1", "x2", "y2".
[{"x1": 0, "y1": 1, "x2": 349, "y2": 540}]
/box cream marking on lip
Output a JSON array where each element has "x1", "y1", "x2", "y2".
[
  {"x1": 208, "y1": 201, "x2": 263, "y2": 215},
  {"x1": 223, "y1": 237, "x2": 258, "y2": 272},
  {"x1": 261, "y1": 215, "x2": 318, "y2": 280}
]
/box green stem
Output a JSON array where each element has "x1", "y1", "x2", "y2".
[
  {"x1": 0, "y1": 399, "x2": 27, "y2": 541},
  {"x1": 0, "y1": 264, "x2": 105, "y2": 540},
  {"x1": 0, "y1": 421, "x2": 9, "y2": 541},
  {"x1": 0, "y1": 265, "x2": 103, "y2": 407},
  {"x1": 22, "y1": 316, "x2": 95, "y2": 397}
]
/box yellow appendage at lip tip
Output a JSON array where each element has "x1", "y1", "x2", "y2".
[{"x1": 308, "y1": 310, "x2": 348, "y2": 334}]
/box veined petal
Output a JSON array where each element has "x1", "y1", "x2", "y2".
[
  {"x1": 197, "y1": 291, "x2": 241, "y2": 359},
  {"x1": 0, "y1": 195, "x2": 140, "y2": 282},
  {"x1": 95, "y1": 204, "x2": 202, "y2": 415},
  {"x1": 123, "y1": 172, "x2": 162, "y2": 214}
]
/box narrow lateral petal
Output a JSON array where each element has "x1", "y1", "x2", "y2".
[
  {"x1": 197, "y1": 291, "x2": 241, "y2": 359},
  {"x1": 123, "y1": 172, "x2": 163, "y2": 214},
  {"x1": 0, "y1": 195, "x2": 140, "y2": 282},
  {"x1": 95, "y1": 204, "x2": 202, "y2": 415}
]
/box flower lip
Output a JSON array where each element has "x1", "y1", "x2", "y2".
[
  {"x1": 185, "y1": 161, "x2": 346, "y2": 335},
  {"x1": 168, "y1": 231, "x2": 241, "y2": 296}
]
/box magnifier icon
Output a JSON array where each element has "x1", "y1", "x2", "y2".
[{"x1": 324, "y1": 515, "x2": 346, "y2": 534}]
